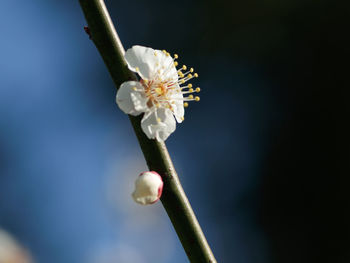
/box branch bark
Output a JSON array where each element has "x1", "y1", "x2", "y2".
[{"x1": 78, "y1": 1, "x2": 217, "y2": 262}]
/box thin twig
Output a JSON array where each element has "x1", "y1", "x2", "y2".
[{"x1": 78, "y1": 1, "x2": 217, "y2": 262}]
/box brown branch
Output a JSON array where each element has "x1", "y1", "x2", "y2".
[{"x1": 78, "y1": 1, "x2": 217, "y2": 262}]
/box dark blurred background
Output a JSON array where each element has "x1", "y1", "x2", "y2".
[{"x1": 1, "y1": 0, "x2": 349, "y2": 262}]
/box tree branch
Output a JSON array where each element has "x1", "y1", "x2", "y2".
[{"x1": 78, "y1": 1, "x2": 217, "y2": 262}]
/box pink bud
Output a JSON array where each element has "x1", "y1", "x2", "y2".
[{"x1": 132, "y1": 171, "x2": 163, "y2": 205}]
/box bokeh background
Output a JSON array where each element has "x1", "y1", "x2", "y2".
[{"x1": 1, "y1": 0, "x2": 349, "y2": 262}]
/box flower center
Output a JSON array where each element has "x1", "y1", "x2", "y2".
[
  {"x1": 140, "y1": 50, "x2": 201, "y2": 116},
  {"x1": 154, "y1": 84, "x2": 167, "y2": 96}
]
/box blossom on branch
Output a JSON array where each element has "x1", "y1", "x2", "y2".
[
  {"x1": 116, "y1": 45, "x2": 200, "y2": 141},
  {"x1": 132, "y1": 171, "x2": 163, "y2": 205}
]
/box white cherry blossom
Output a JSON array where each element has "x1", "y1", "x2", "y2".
[
  {"x1": 132, "y1": 171, "x2": 163, "y2": 205},
  {"x1": 116, "y1": 45, "x2": 200, "y2": 141}
]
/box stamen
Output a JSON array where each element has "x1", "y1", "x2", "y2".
[
  {"x1": 180, "y1": 84, "x2": 193, "y2": 91},
  {"x1": 177, "y1": 71, "x2": 198, "y2": 85},
  {"x1": 138, "y1": 50, "x2": 200, "y2": 114},
  {"x1": 181, "y1": 90, "x2": 194, "y2": 94},
  {"x1": 155, "y1": 87, "x2": 163, "y2": 95}
]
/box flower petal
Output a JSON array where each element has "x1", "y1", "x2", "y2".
[
  {"x1": 125, "y1": 46, "x2": 158, "y2": 80},
  {"x1": 154, "y1": 50, "x2": 178, "y2": 82},
  {"x1": 170, "y1": 86, "x2": 184, "y2": 123},
  {"x1": 116, "y1": 81, "x2": 148, "y2": 116},
  {"x1": 124, "y1": 45, "x2": 178, "y2": 81},
  {"x1": 132, "y1": 171, "x2": 163, "y2": 205},
  {"x1": 141, "y1": 108, "x2": 176, "y2": 141},
  {"x1": 172, "y1": 101, "x2": 184, "y2": 123}
]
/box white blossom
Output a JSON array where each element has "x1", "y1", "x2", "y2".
[
  {"x1": 132, "y1": 171, "x2": 163, "y2": 205},
  {"x1": 116, "y1": 45, "x2": 200, "y2": 141}
]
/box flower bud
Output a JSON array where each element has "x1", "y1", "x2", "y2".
[
  {"x1": 0, "y1": 229, "x2": 33, "y2": 263},
  {"x1": 132, "y1": 171, "x2": 163, "y2": 205}
]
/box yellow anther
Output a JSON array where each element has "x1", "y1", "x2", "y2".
[
  {"x1": 182, "y1": 65, "x2": 187, "y2": 70},
  {"x1": 189, "y1": 88, "x2": 194, "y2": 92},
  {"x1": 184, "y1": 102, "x2": 189, "y2": 107},
  {"x1": 133, "y1": 87, "x2": 137, "y2": 91},
  {"x1": 188, "y1": 74, "x2": 193, "y2": 78},
  {"x1": 188, "y1": 84, "x2": 193, "y2": 88},
  {"x1": 195, "y1": 96, "x2": 200, "y2": 101},
  {"x1": 181, "y1": 116, "x2": 185, "y2": 121},
  {"x1": 180, "y1": 79, "x2": 185, "y2": 84},
  {"x1": 190, "y1": 68, "x2": 194, "y2": 72},
  {"x1": 157, "y1": 118, "x2": 161, "y2": 123},
  {"x1": 144, "y1": 79, "x2": 148, "y2": 84},
  {"x1": 188, "y1": 95, "x2": 194, "y2": 99},
  {"x1": 174, "y1": 61, "x2": 178, "y2": 67},
  {"x1": 179, "y1": 73, "x2": 184, "y2": 78},
  {"x1": 195, "y1": 87, "x2": 201, "y2": 92},
  {"x1": 194, "y1": 73, "x2": 199, "y2": 78},
  {"x1": 162, "y1": 50, "x2": 166, "y2": 53},
  {"x1": 174, "y1": 54, "x2": 178, "y2": 59},
  {"x1": 135, "y1": 67, "x2": 139, "y2": 72},
  {"x1": 154, "y1": 52, "x2": 157, "y2": 56}
]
